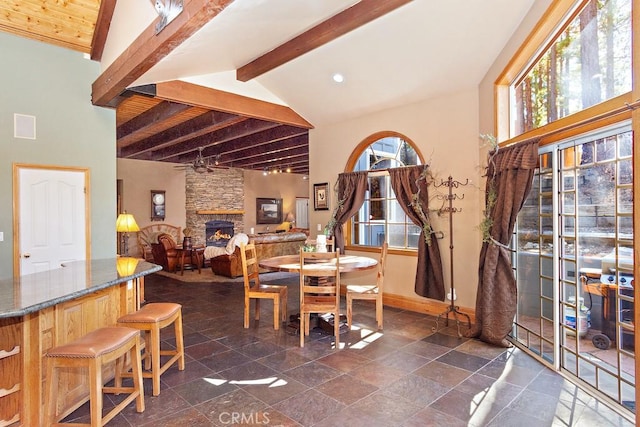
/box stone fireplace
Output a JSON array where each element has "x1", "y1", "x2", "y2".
[
  {"x1": 205, "y1": 220, "x2": 234, "y2": 247},
  {"x1": 184, "y1": 168, "x2": 245, "y2": 247}
]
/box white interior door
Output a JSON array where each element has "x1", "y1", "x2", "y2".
[
  {"x1": 296, "y1": 197, "x2": 309, "y2": 229},
  {"x1": 17, "y1": 166, "x2": 87, "y2": 275}
]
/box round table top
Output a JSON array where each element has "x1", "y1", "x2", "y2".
[{"x1": 259, "y1": 254, "x2": 378, "y2": 273}]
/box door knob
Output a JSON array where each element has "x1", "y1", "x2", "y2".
[{"x1": 23, "y1": 253, "x2": 31, "y2": 258}]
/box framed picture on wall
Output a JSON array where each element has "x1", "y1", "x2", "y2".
[
  {"x1": 314, "y1": 182, "x2": 330, "y2": 211},
  {"x1": 256, "y1": 198, "x2": 282, "y2": 224}
]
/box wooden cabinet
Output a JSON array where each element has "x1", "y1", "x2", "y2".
[{"x1": 0, "y1": 318, "x2": 21, "y2": 427}]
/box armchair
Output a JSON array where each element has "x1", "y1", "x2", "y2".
[
  {"x1": 151, "y1": 233, "x2": 179, "y2": 272},
  {"x1": 137, "y1": 224, "x2": 181, "y2": 261}
]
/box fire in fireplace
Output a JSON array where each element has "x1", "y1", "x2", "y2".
[{"x1": 205, "y1": 220, "x2": 235, "y2": 247}]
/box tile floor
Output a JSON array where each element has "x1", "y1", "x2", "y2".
[{"x1": 63, "y1": 272, "x2": 635, "y2": 426}]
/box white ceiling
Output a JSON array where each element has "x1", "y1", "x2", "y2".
[{"x1": 111, "y1": 0, "x2": 536, "y2": 127}]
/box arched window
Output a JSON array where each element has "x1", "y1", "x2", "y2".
[{"x1": 346, "y1": 131, "x2": 424, "y2": 250}]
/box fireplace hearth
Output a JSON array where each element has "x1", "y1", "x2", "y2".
[{"x1": 205, "y1": 220, "x2": 234, "y2": 247}]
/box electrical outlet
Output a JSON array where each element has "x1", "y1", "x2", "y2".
[
  {"x1": 0, "y1": 231, "x2": 3, "y2": 242},
  {"x1": 447, "y1": 289, "x2": 457, "y2": 301}
]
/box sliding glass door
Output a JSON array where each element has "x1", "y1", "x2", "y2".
[{"x1": 511, "y1": 123, "x2": 635, "y2": 413}]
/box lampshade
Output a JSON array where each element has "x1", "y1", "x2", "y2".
[
  {"x1": 117, "y1": 257, "x2": 139, "y2": 277},
  {"x1": 116, "y1": 212, "x2": 140, "y2": 233},
  {"x1": 285, "y1": 212, "x2": 295, "y2": 222}
]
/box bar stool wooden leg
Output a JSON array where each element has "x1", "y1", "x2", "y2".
[
  {"x1": 117, "y1": 302, "x2": 185, "y2": 397},
  {"x1": 151, "y1": 325, "x2": 161, "y2": 396},
  {"x1": 89, "y1": 361, "x2": 101, "y2": 426},
  {"x1": 133, "y1": 341, "x2": 145, "y2": 413},
  {"x1": 175, "y1": 310, "x2": 185, "y2": 371},
  {"x1": 44, "y1": 352, "x2": 58, "y2": 426}
]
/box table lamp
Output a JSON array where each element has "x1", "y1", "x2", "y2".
[
  {"x1": 285, "y1": 212, "x2": 295, "y2": 230},
  {"x1": 116, "y1": 211, "x2": 140, "y2": 256},
  {"x1": 117, "y1": 256, "x2": 139, "y2": 277}
]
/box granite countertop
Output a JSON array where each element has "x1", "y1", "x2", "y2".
[{"x1": 0, "y1": 258, "x2": 161, "y2": 319}]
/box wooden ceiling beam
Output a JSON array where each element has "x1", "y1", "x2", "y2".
[
  {"x1": 117, "y1": 101, "x2": 193, "y2": 145},
  {"x1": 166, "y1": 124, "x2": 307, "y2": 164},
  {"x1": 217, "y1": 134, "x2": 308, "y2": 159},
  {"x1": 199, "y1": 125, "x2": 308, "y2": 157},
  {"x1": 90, "y1": 0, "x2": 117, "y2": 61},
  {"x1": 119, "y1": 111, "x2": 243, "y2": 158},
  {"x1": 154, "y1": 80, "x2": 313, "y2": 129},
  {"x1": 224, "y1": 137, "x2": 308, "y2": 166},
  {"x1": 92, "y1": 0, "x2": 235, "y2": 107},
  {"x1": 145, "y1": 119, "x2": 286, "y2": 161},
  {"x1": 236, "y1": 0, "x2": 412, "y2": 82},
  {"x1": 237, "y1": 149, "x2": 309, "y2": 170}
]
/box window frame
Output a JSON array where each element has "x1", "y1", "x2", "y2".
[
  {"x1": 494, "y1": 0, "x2": 635, "y2": 147},
  {"x1": 343, "y1": 131, "x2": 425, "y2": 256}
]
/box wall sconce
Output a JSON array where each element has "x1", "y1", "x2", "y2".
[{"x1": 116, "y1": 211, "x2": 140, "y2": 256}]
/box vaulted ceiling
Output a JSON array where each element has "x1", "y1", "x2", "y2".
[{"x1": 0, "y1": 0, "x2": 537, "y2": 176}]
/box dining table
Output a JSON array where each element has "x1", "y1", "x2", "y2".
[
  {"x1": 259, "y1": 253, "x2": 378, "y2": 334},
  {"x1": 259, "y1": 253, "x2": 378, "y2": 274}
]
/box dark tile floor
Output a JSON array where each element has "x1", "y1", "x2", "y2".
[{"x1": 64, "y1": 272, "x2": 634, "y2": 426}]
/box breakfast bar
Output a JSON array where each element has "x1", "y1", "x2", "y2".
[{"x1": 0, "y1": 258, "x2": 160, "y2": 427}]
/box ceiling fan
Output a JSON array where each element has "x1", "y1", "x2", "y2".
[{"x1": 175, "y1": 147, "x2": 221, "y2": 173}]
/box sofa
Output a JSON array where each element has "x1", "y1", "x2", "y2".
[
  {"x1": 208, "y1": 231, "x2": 308, "y2": 278},
  {"x1": 204, "y1": 233, "x2": 250, "y2": 278}
]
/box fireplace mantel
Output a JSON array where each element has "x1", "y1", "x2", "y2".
[{"x1": 196, "y1": 209, "x2": 245, "y2": 215}]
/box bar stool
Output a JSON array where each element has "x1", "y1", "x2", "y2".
[
  {"x1": 44, "y1": 326, "x2": 145, "y2": 426},
  {"x1": 117, "y1": 302, "x2": 185, "y2": 396}
]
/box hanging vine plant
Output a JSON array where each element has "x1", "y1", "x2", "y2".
[
  {"x1": 410, "y1": 164, "x2": 437, "y2": 246},
  {"x1": 479, "y1": 134, "x2": 509, "y2": 248}
]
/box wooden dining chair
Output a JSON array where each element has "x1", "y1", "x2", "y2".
[
  {"x1": 299, "y1": 249, "x2": 341, "y2": 348},
  {"x1": 240, "y1": 242, "x2": 288, "y2": 330},
  {"x1": 346, "y1": 242, "x2": 388, "y2": 330}
]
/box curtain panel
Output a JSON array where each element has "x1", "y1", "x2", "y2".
[
  {"x1": 466, "y1": 139, "x2": 539, "y2": 347},
  {"x1": 389, "y1": 166, "x2": 445, "y2": 300},
  {"x1": 330, "y1": 171, "x2": 369, "y2": 254}
]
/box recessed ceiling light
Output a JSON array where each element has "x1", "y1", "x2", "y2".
[{"x1": 332, "y1": 73, "x2": 345, "y2": 83}]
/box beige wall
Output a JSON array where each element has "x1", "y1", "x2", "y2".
[
  {"x1": 117, "y1": 158, "x2": 187, "y2": 257},
  {"x1": 309, "y1": 89, "x2": 482, "y2": 309},
  {"x1": 243, "y1": 169, "x2": 309, "y2": 232}
]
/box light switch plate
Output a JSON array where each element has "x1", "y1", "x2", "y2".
[{"x1": 0, "y1": 232, "x2": 3, "y2": 241}]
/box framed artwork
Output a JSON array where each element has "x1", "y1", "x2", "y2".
[
  {"x1": 314, "y1": 182, "x2": 330, "y2": 211},
  {"x1": 256, "y1": 198, "x2": 282, "y2": 224}
]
